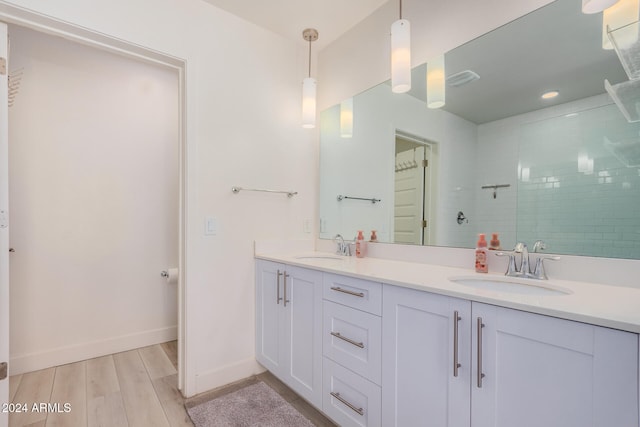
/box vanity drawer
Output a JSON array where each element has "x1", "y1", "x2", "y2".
[
  {"x1": 323, "y1": 357, "x2": 381, "y2": 427},
  {"x1": 323, "y1": 300, "x2": 381, "y2": 385},
  {"x1": 323, "y1": 273, "x2": 382, "y2": 315}
]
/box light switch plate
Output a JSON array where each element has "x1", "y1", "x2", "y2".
[{"x1": 205, "y1": 216, "x2": 217, "y2": 236}]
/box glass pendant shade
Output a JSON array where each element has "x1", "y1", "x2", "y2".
[
  {"x1": 340, "y1": 98, "x2": 353, "y2": 138},
  {"x1": 602, "y1": 0, "x2": 639, "y2": 49},
  {"x1": 302, "y1": 77, "x2": 316, "y2": 129},
  {"x1": 427, "y1": 54, "x2": 446, "y2": 109},
  {"x1": 391, "y1": 19, "x2": 411, "y2": 93},
  {"x1": 583, "y1": 0, "x2": 620, "y2": 13}
]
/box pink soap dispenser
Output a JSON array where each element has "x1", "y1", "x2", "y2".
[
  {"x1": 489, "y1": 233, "x2": 501, "y2": 251},
  {"x1": 356, "y1": 230, "x2": 367, "y2": 258},
  {"x1": 475, "y1": 233, "x2": 488, "y2": 273}
]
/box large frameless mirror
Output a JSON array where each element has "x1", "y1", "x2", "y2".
[{"x1": 319, "y1": 0, "x2": 640, "y2": 259}]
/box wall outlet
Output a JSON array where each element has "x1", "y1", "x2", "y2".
[{"x1": 303, "y1": 219, "x2": 312, "y2": 233}]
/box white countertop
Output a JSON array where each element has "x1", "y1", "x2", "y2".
[{"x1": 256, "y1": 251, "x2": 640, "y2": 334}]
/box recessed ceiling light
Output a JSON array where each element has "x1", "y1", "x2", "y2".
[{"x1": 541, "y1": 90, "x2": 559, "y2": 100}]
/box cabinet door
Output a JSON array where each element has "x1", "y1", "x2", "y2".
[
  {"x1": 472, "y1": 303, "x2": 639, "y2": 427},
  {"x1": 283, "y1": 265, "x2": 323, "y2": 407},
  {"x1": 255, "y1": 260, "x2": 285, "y2": 376},
  {"x1": 382, "y1": 285, "x2": 471, "y2": 427}
]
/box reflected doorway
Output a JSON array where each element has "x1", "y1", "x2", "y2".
[{"x1": 393, "y1": 131, "x2": 437, "y2": 245}]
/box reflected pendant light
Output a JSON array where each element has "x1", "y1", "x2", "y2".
[
  {"x1": 583, "y1": 0, "x2": 620, "y2": 14},
  {"x1": 426, "y1": 54, "x2": 446, "y2": 109},
  {"x1": 602, "y1": 0, "x2": 639, "y2": 49},
  {"x1": 391, "y1": 0, "x2": 411, "y2": 93},
  {"x1": 340, "y1": 98, "x2": 353, "y2": 138},
  {"x1": 302, "y1": 28, "x2": 319, "y2": 128}
]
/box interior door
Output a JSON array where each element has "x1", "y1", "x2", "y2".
[
  {"x1": 0, "y1": 21, "x2": 9, "y2": 427},
  {"x1": 394, "y1": 146, "x2": 425, "y2": 244}
]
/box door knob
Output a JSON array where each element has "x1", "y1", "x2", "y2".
[{"x1": 9, "y1": 248, "x2": 14, "y2": 253}]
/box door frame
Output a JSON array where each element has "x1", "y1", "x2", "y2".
[
  {"x1": 0, "y1": 20, "x2": 8, "y2": 427},
  {"x1": 393, "y1": 129, "x2": 438, "y2": 246},
  {"x1": 0, "y1": 6, "x2": 190, "y2": 394}
]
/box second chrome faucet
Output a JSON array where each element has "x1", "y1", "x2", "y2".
[{"x1": 496, "y1": 240, "x2": 560, "y2": 280}]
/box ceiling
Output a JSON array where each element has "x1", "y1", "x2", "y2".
[
  {"x1": 201, "y1": 0, "x2": 389, "y2": 50},
  {"x1": 405, "y1": 0, "x2": 628, "y2": 124}
]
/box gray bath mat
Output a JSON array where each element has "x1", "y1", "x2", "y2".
[{"x1": 186, "y1": 381, "x2": 314, "y2": 427}]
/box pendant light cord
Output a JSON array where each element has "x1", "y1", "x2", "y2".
[
  {"x1": 399, "y1": 0, "x2": 403, "y2": 19},
  {"x1": 308, "y1": 39, "x2": 312, "y2": 78}
]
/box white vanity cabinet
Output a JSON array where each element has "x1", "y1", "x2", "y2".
[
  {"x1": 255, "y1": 259, "x2": 323, "y2": 407},
  {"x1": 382, "y1": 284, "x2": 640, "y2": 427}
]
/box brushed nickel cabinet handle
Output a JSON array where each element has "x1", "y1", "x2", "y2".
[
  {"x1": 453, "y1": 311, "x2": 462, "y2": 377},
  {"x1": 330, "y1": 392, "x2": 364, "y2": 416},
  {"x1": 276, "y1": 270, "x2": 283, "y2": 304},
  {"x1": 477, "y1": 317, "x2": 485, "y2": 388},
  {"x1": 330, "y1": 286, "x2": 365, "y2": 298},
  {"x1": 330, "y1": 331, "x2": 364, "y2": 349},
  {"x1": 283, "y1": 272, "x2": 290, "y2": 307}
]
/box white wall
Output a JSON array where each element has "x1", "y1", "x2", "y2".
[
  {"x1": 319, "y1": 84, "x2": 477, "y2": 247},
  {"x1": 8, "y1": 26, "x2": 179, "y2": 374},
  {"x1": 0, "y1": 0, "x2": 317, "y2": 396}
]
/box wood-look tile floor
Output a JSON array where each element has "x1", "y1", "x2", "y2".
[
  {"x1": 8, "y1": 341, "x2": 189, "y2": 427},
  {"x1": 8, "y1": 341, "x2": 336, "y2": 427}
]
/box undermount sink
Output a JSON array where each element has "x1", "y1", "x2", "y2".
[
  {"x1": 449, "y1": 276, "x2": 571, "y2": 296},
  {"x1": 294, "y1": 255, "x2": 344, "y2": 261}
]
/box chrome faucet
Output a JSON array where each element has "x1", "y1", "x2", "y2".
[
  {"x1": 333, "y1": 234, "x2": 351, "y2": 256},
  {"x1": 513, "y1": 242, "x2": 531, "y2": 278},
  {"x1": 496, "y1": 240, "x2": 559, "y2": 279}
]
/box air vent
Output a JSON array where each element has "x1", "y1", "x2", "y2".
[{"x1": 446, "y1": 70, "x2": 480, "y2": 87}]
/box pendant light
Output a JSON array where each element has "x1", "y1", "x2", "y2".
[
  {"x1": 302, "y1": 28, "x2": 318, "y2": 129},
  {"x1": 391, "y1": 0, "x2": 411, "y2": 93},
  {"x1": 602, "y1": 0, "x2": 639, "y2": 50},
  {"x1": 426, "y1": 54, "x2": 446, "y2": 109},
  {"x1": 340, "y1": 98, "x2": 353, "y2": 138},
  {"x1": 583, "y1": 0, "x2": 620, "y2": 14}
]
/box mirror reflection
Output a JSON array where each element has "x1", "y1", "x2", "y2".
[{"x1": 319, "y1": 0, "x2": 640, "y2": 259}]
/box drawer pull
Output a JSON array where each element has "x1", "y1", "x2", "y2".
[
  {"x1": 330, "y1": 331, "x2": 365, "y2": 349},
  {"x1": 330, "y1": 392, "x2": 364, "y2": 416},
  {"x1": 330, "y1": 286, "x2": 365, "y2": 298}
]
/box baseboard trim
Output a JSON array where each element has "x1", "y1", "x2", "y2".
[
  {"x1": 193, "y1": 357, "x2": 266, "y2": 397},
  {"x1": 10, "y1": 326, "x2": 177, "y2": 375}
]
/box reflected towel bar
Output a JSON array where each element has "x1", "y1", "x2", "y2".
[
  {"x1": 232, "y1": 186, "x2": 297, "y2": 198},
  {"x1": 481, "y1": 184, "x2": 510, "y2": 199},
  {"x1": 337, "y1": 195, "x2": 381, "y2": 204}
]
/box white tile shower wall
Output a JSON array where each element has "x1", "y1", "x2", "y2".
[
  {"x1": 475, "y1": 123, "x2": 519, "y2": 250},
  {"x1": 517, "y1": 104, "x2": 640, "y2": 259},
  {"x1": 477, "y1": 94, "x2": 640, "y2": 259}
]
